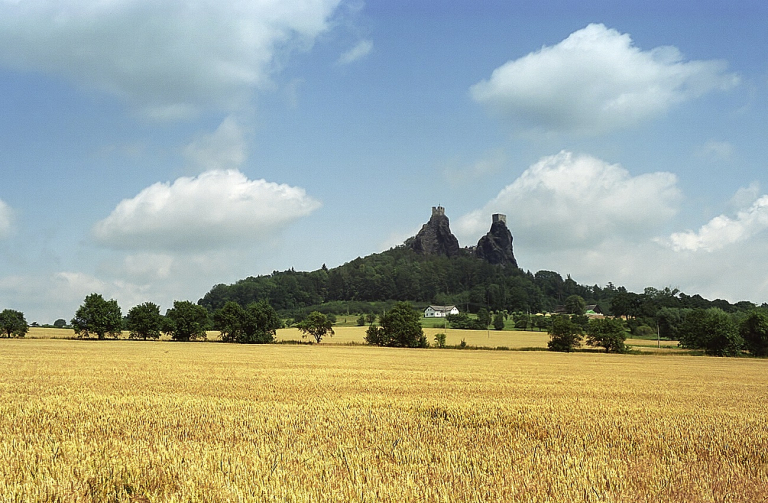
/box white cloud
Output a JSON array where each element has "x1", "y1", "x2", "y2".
[
  {"x1": 0, "y1": 199, "x2": 12, "y2": 238},
  {"x1": 662, "y1": 194, "x2": 768, "y2": 252},
  {"x1": 455, "y1": 151, "x2": 680, "y2": 250},
  {"x1": 0, "y1": 0, "x2": 343, "y2": 119},
  {"x1": 93, "y1": 170, "x2": 321, "y2": 251},
  {"x1": 336, "y1": 39, "x2": 373, "y2": 65},
  {"x1": 183, "y1": 116, "x2": 247, "y2": 173},
  {"x1": 470, "y1": 23, "x2": 739, "y2": 134}
]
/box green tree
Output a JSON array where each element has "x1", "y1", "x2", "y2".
[
  {"x1": 164, "y1": 301, "x2": 209, "y2": 342},
  {"x1": 434, "y1": 332, "x2": 446, "y2": 348},
  {"x1": 679, "y1": 308, "x2": 742, "y2": 356},
  {"x1": 548, "y1": 316, "x2": 582, "y2": 352},
  {"x1": 365, "y1": 302, "x2": 427, "y2": 348},
  {"x1": 0, "y1": 309, "x2": 28, "y2": 338},
  {"x1": 586, "y1": 318, "x2": 628, "y2": 353},
  {"x1": 356, "y1": 314, "x2": 366, "y2": 326},
  {"x1": 213, "y1": 301, "x2": 246, "y2": 343},
  {"x1": 740, "y1": 311, "x2": 768, "y2": 357},
  {"x1": 365, "y1": 313, "x2": 377, "y2": 325},
  {"x1": 493, "y1": 311, "x2": 505, "y2": 330},
  {"x1": 297, "y1": 311, "x2": 335, "y2": 343},
  {"x1": 564, "y1": 295, "x2": 587, "y2": 315},
  {"x1": 241, "y1": 300, "x2": 282, "y2": 343},
  {"x1": 476, "y1": 308, "x2": 491, "y2": 329},
  {"x1": 53, "y1": 318, "x2": 67, "y2": 329},
  {"x1": 126, "y1": 302, "x2": 163, "y2": 340},
  {"x1": 71, "y1": 293, "x2": 122, "y2": 340}
]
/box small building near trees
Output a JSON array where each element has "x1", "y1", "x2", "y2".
[{"x1": 424, "y1": 305, "x2": 459, "y2": 318}]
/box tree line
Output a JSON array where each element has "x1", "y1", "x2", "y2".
[{"x1": 198, "y1": 247, "x2": 764, "y2": 322}]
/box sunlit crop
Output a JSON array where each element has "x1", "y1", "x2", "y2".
[{"x1": 1, "y1": 339, "x2": 766, "y2": 501}]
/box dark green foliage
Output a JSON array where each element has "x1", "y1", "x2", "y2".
[
  {"x1": 586, "y1": 318, "x2": 628, "y2": 353},
  {"x1": 0, "y1": 309, "x2": 28, "y2": 338},
  {"x1": 53, "y1": 318, "x2": 67, "y2": 328},
  {"x1": 564, "y1": 295, "x2": 587, "y2": 315},
  {"x1": 126, "y1": 302, "x2": 163, "y2": 340},
  {"x1": 533, "y1": 315, "x2": 551, "y2": 332},
  {"x1": 476, "y1": 308, "x2": 491, "y2": 329},
  {"x1": 356, "y1": 314, "x2": 366, "y2": 326},
  {"x1": 365, "y1": 313, "x2": 377, "y2": 325},
  {"x1": 297, "y1": 311, "x2": 335, "y2": 343},
  {"x1": 679, "y1": 308, "x2": 742, "y2": 356},
  {"x1": 633, "y1": 325, "x2": 655, "y2": 338},
  {"x1": 365, "y1": 302, "x2": 427, "y2": 348},
  {"x1": 446, "y1": 313, "x2": 488, "y2": 330},
  {"x1": 214, "y1": 300, "x2": 282, "y2": 344},
  {"x1": 570, "y1": 314, "x2": 590, "y2": 331},
  {"x1": 740, "y1": 311, "x2": 768, "y2": 357},
  {"x1": 164, "y1": 301, "x2": 209, "y2": 342},
  {"x1": 655, "y1": 307, "x2": 690, "y2": 339},
  {"x1": 512, "y1": 312, "x2": 530, "y2": 330},
  {"x1": 492, "y1": 311, "x2": 505, "y2": 330},
  {"x1": 71, "y1": 293, "x2": 122, "y2": 340},
  {"x1": 434, "y1": 332, "x2": 446, "y2": 348},
  {"x1": 547, "y1": 316, "x2": 582, "y2": 352},
  {"x1": 213, "y1": 301, "x2": 246, "y2": 343}
]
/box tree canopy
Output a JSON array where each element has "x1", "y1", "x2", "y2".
[
  {"x1": 297, "y1": 311, "x2": 335, "y2": 343},
  {"x1": 365, "y1": 302, "x2": 427, "y2": 348},
  {"x1": 126, "y1": 302, "x2": 163, "y2": 340},
  {"x1": 548, "y1": 316, "x2": 582, "y2": 352},
  {"x1": 586, "y1": 317, "x2": 629, "y2": 353},
  {"x1": 164, "y1": 301, "x2": 209, "y2": 342},
  {"x1": 213, "y1": 300, "x2": 281, "y2": 344},
  {"x1": 71, "y1": 293, "x2": 122, "y2": 340},
  {"x1": 0, "y1": 309, "x2": 28, "y2": 338}
]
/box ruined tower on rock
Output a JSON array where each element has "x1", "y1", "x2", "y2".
[
  {"x1": 407, "y1": 206, "x2": 461, "y2": 258},
  {"x1": 475, "y1": 214, "x2": 518, "y2": 267}
]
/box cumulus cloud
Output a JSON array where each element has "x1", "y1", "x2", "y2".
[
  {"x1": 336, "y1": 39, "x2": 373, "y2": 65},
  {"x1": 93, "y1": 170, "x2": 321, "y2": 250},
  {"x1": 0, "y1": 0, "x2": 343, "y2": 119},
  {"x1": 455, "y1": 151, "x2": 680, "y2": 250},
  {"x1": 0, "y1": 199, "x2": 12, "y2": 238},
  {"x1": 662, "y1": 194, "x2": 768, "y2": 252},
  {"x1": 470, "y1": 23, "x2": 739, "y2": 134},
  {"x1": 183, "y1": 116, "x2": 247, "y2": 173}
]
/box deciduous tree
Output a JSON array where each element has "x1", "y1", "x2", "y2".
[
  {"x1": 297, "y1": 311, "x2": 334, "y2": 343},
  {"x1": 164, "y1": 301, "x2": 209, "y2": 342},
  {"x1": 740, "y1": 311, "x2": 768, "y2": 357},
  {"x1": 71, "y1": 293, "x2": 122, "y2": 340},
  {"x1": 586, "y1": 318, "x2": 628, "y2": 353},
  {"x1": 126, "y1": 302, "x2": 163, "y2": 340},
  {"x1": 365, "y1": 302, "x2": 427, "y2": 348},
  {"x1": 547, "y1": 315, "x2": 582, "y2": 352},
  {"x1": 0, "y1": 309, "x2": 28, "y2": 338}
]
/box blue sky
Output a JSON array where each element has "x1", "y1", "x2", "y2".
[{"x1": 1, "y1": 1, "x2": 767, "y2": 323}]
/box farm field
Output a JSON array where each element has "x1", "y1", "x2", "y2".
[{"x1": 1, "y1": 339, "x2": 766, "y2": 502}]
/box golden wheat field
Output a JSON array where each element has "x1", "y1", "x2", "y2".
[{"x1": 1, "y1": 338, "x2": 766, "y2": 502}]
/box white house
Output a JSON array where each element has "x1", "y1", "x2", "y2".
[{"x1": 424, "y1": 305, "x2": 460, "y2": 318}]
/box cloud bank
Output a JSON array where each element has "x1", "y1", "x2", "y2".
[
  {"x1": 456, "y1": 151, "x2": 680, "y2": 250},
  {"x1": 663, "y1": 195, "x2": 768, "y2": 252},
  {"x1": 93, "y1": 170, "x2": 321, "y2": 250},
  {"x1": 0, "y1": 0, "x2": 343, "y2": 119},
  {"x1": 470, "y1": 23, "x2": 739, "y2": 134}
]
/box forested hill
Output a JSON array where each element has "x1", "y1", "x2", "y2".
[{"x1": 197, "y1": 245, "x2": 757, "y2": 319}]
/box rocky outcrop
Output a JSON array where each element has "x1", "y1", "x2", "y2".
[
  {"x1": 408, "y1": 206, "x2": 460, "y2": 258},
  {"x1": 475, "y1": 214, "x2": 518, "y2": 267}
]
